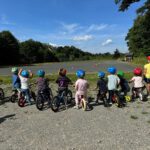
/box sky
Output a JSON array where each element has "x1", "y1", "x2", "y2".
[{"x1": 0, "y1": 0, "x2": 146, "y2": 54}]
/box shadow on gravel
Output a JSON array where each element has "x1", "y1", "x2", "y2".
[
  {"x1": 0, "y1": 114, "x2": 16, "y2": 124},
  {"x1": 0, "y1": 97, "x2": 11, "y2": 105}
]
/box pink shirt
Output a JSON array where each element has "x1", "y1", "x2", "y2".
[
  {"x1": 75, "y1": 79, "x2": 89, "y2": 93},
  {"x1": 131, "y1": 76, "x2": 144, "y2": 88}
]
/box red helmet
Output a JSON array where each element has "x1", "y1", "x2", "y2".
[
  {"x1": 133, "y1": 68, "x2": 142, "y2": 76},
  {"x1": 147, "y1": 56, "x2": 150, "y2": 61},
  {"x1": 59, "y1": 68, "x2": 67, "y2": 76}
]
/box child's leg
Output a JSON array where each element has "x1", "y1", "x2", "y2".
[
  {"x1": 25, "y1": 89, "x2": 32, "y2": 104},
  {"x1": 108, "y1": 90, "x2": 113, "y2": 104},
  {"x1": 75, "y1": 92, "x2": 79, "y2": 106}
]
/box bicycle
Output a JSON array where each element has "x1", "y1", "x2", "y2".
[
  {"x1": 36, "y1": 88, "x2": 54, "y2": 111},
  {"x1": 10, "y1": 89, "x2": 20, "y2": 103},
  {"x1": 52, "y1": 89, "x2": 73, "y2": 112},
  {"x1": 18, "y1": 85, "x2": 36, "y2": 107},
  {"x1": 131, "y1": 85, "x2": 148, "y2": 101},
  {"x1": 95, "y1": 90, "x2": 108, "y2": 107},
  {"x1": 0, "y1": 88, "x2": 4, "y2": 101}
]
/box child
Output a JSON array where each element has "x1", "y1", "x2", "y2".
[
  {"x1": 11, "y1": 67, "x2": 21, "y2": 91},
  {"x1": 129, "y1": 67, "x2": 144, "y2": 101},
  {"x1": 36, "y1": 69, "x2": 50, "y2": 94},
  {"x1": 107, "y1": 67, "x2": 120, "y2": 105},
  {"x1": 95, "y1": 71, "x2": 107, "y2": 103},
  {"x1": 56, "y1": 68, "x2": 72, "y2": 94},
  {"x1": 74, "y1": 69, "x2": 89, "y2": 109},
  {"x1": 18, "y1": 68, "x2": 33, "y2": 105},
  {"x1": 144, "y1": 56, "x2": 150, "y2": 98}
]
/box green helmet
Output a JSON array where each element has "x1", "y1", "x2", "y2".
[
  {"x1": 117, "y1": 71, "x2": 124, "y2": 77},
  {"x1": 11, "y1": 67, "x2": 18, "y2": 74}
]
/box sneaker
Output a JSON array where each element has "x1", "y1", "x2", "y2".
[
  {"x1": 109, "y1": 102, "x2": 112, "y2": 105},
  {"x1": 74, "y1": 105, "x2": 79, "y2": 109}
]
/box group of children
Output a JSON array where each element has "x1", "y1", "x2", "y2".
[{"x1": 11, "y1": 56, "x2": 150, "y2": 109}]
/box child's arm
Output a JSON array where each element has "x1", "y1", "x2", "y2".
[{"x1": 18, "y1": 68, "x2": 23, "y2": 76}]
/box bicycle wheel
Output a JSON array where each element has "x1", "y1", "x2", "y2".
[
  {"x1": 81, "y1": 98, "x2": 87, "y2": 111},
  {"x1": 112, "y1": 94, "x2": 119, "y2": 106},
  {"x1": 66, "y1": 90, "x2": 72, "y2": 104},
  {"x1": 31, "y1": 91, "x2": 36, "y2": 101},
  {"x1": 36, "y1": 95, "x2": 44, "y2": 111},
  {"x1": 10, "y1": 94, "x2": 17, "y2": 103},
  {"x1": 142, "y1": 86, "x2": 148, "y2": 97},
  {"x1": 125, "y1": 95, "x2": 131, "y2": 102},
  {"x1": 51, "y1": 96, "x2": 59, "y2": 112},
  {"x1": 18, "y1": 97, "x2": 25, "y2": 107},
  {"x1": 0, "y1": 88, "x2": 4, "y2": 100}
]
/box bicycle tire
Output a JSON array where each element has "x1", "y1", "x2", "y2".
[
  {"x1": 0, "y1": 88, "x2": 4, "y2": 100},
  {"x1": 51, "y1": 96, "x2": 59, "y2": 112},
  {"x1": 81, "y1": 98, "x2": 87, "y2": 111},
  {"x1": 66, "y1": 90, "x2": 72, "y2": 104},
  {"x1": 113, "y1": 94, "x2": 119, "y2": 106},
  {"x1": 18, "y1": 97, "x2": 25, "y2": 107},
  {"x1": 36, "y1": 95, "x2": 44, "y2": 111},
  {"x1": 10, "y1": 94, "x2": 17, "y2": 103}
]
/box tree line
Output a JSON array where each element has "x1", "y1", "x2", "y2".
[
  {"x1": 0, "y1": 30, "x2": 123, "y2": 65},
  {"x1": 115, "y1": 0, "x2": 150, "y2": 56}
]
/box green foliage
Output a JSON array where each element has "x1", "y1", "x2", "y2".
[
  {"x1": 0, "y1": 31, "x2": 20, "y2": 65},
  {"x1": 115, "y1": 0, "x2": 140, "y2": 11}
]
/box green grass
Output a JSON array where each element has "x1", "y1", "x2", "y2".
[
  {"x1": 132, "y1": 56, "x2": 147, "y2": 67},
  {"x1": 0, "y1": 72, "x2": 133, "y2": 85}
]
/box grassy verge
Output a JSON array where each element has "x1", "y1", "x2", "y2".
[
  {"x1": 132, "y1": 56, "x2": 147, "y2": 67},
  {"x1": 0, "y1": 72, "x2": 133, "y2": 86}
]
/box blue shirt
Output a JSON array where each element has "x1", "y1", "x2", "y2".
[{"x1": 12, "y1": 74, "x2": 21, "y2": 89}]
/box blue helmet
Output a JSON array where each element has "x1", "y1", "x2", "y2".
[
  {"x1": 37, "y1": 69, "x2": 45, "y2": 77},
  {"x1": 21, "y1": 70, "x2": 29, "y2": 78},
  {"x1": 107, "y1": 67, "x2": 116, "y2": 74},
  {"x1": 98, "y1": 71, "x2": 105, "y2": 78},
  {"x1": 76, "y1": 69, "x2": 85, "y2": 78}
]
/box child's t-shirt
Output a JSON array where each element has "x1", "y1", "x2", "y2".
[
  {"x1": 56, "y1": 76, "x2": 71, "y2": 88},
  {"x1": 12, "y1": 74, "x2": 21, "y2": 89},
  {"x1": 75, "y1": 79, "x2": 89, "y2": 93},
  {"x1": 107, "y1": 75, "x2": 120, "y2": 90},
  {"x1": 37, "y1": 77, "x2": 49, "y2": 91},
  {"x1": 97, "y1": 78, "x2": 107, "y2": 92},
  {"x1": 144, "y1": 63, "x2": 150, "y2": 78},
  {"x1": 130, "y1": 76, "x2": 144, "y2": 88},
  {"x1": 19, "y1": 75, "x2": 29, "y2": 90}
]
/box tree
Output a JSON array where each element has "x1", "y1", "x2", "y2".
[
  {"x1": 115, "y1": 0, "x2": 140, "y2": 11},
  {"x1": 0, "y1": 31, "x2": 20, "y2": 65},
  {"x1": 113, "y1": 49, "x2": 121, "y2": 59}
]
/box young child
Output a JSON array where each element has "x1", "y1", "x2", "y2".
[
  {"x1": 56, "y1": 68, "x2": 72, "y2": 94},
  {"x1": 95, "y1": 71, "x2": 107, "y2": 103},
  {"x1": 144, "y1": 56, "x2": 150, "y2": 98},
  {"x1": 107, "y1": 67, "x2": 120, "y2": 105},
  {"x1": 129, "y1": 67, "x2": 144, "y2": 101},
  {"x1": 11, "y1": 67, "x2": 21, "y2": 90},
  {"x1": 18, "y1": 68, "x2": 33, "y2": 105},
  {"x1": 117, "y1": 71, "x2": 130, "y2": 95},
  {"x1": 36, "y1": 69, "x2": 50, "y2": 93},
  {"x1": 74, "y1": 69, "x2": 89, "y2": 109}
]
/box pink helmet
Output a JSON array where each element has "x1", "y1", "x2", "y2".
[{"x1": 133, "y1": 68, "x2": 142, "y2": 76}]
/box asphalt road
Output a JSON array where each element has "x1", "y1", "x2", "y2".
[{"x1": 0, "y1": 60, "x2": 135, "y2": 76}]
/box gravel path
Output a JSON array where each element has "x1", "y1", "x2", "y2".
[
  {"x1": 0, "y1": 60, "x2": 135, "y2": 76},
  {"x1": 0, "y1": 84, "x2": 150, "y2": 150}
]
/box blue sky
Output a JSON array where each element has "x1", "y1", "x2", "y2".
[{"x1": 0, "y1": 0, "x2": 145, "y2": 53}]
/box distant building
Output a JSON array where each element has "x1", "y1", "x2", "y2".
[{"x1": 124, "y1": 53, "x2": 133, "y2": 62}]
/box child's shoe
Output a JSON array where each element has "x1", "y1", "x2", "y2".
[{"x1": 74, "y1": 105, "x2": 79, "y2": 109}]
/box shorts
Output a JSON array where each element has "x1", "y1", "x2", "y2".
[{"x1": 144, "y1": 77, "x2": 150, "y2": 83}]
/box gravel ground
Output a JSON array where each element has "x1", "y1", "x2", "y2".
[{"x1": 0, "y1": 83, "x2": 150, "y2": 150}]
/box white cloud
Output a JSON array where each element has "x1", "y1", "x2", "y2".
[
  {"x1": 49, "y1": 42, "x2": 63, "y2": 47},
  {"x1": 72, "y1": 35, "x2": 93, "y2": 41},
  {"x1": 61, "y1": 23, "x2": 79, "y2": 33},
  {"x1": 0, "y1": 14, "x2": 15, "y2": 25},
  {"x1": 87, "y1": 24, "x2": 108, "y2": 32},
  {"x1": 102, "y1": 39, "x2": 113, "y2": 46}
]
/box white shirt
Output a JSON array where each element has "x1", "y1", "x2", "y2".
[
  {"x1": 107, "y1": 75, "x2": 120, "y2": 90},
  {"x1": 19, "y1": 75, "x2": 29, "y2": 89},
  {"x1": 131, "y1": 76, "x2": 144, "y2": 88}
]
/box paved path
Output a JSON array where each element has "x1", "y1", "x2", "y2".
[{"x1": 0, "y1": 60, "x2": 135, "y2": 76}]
